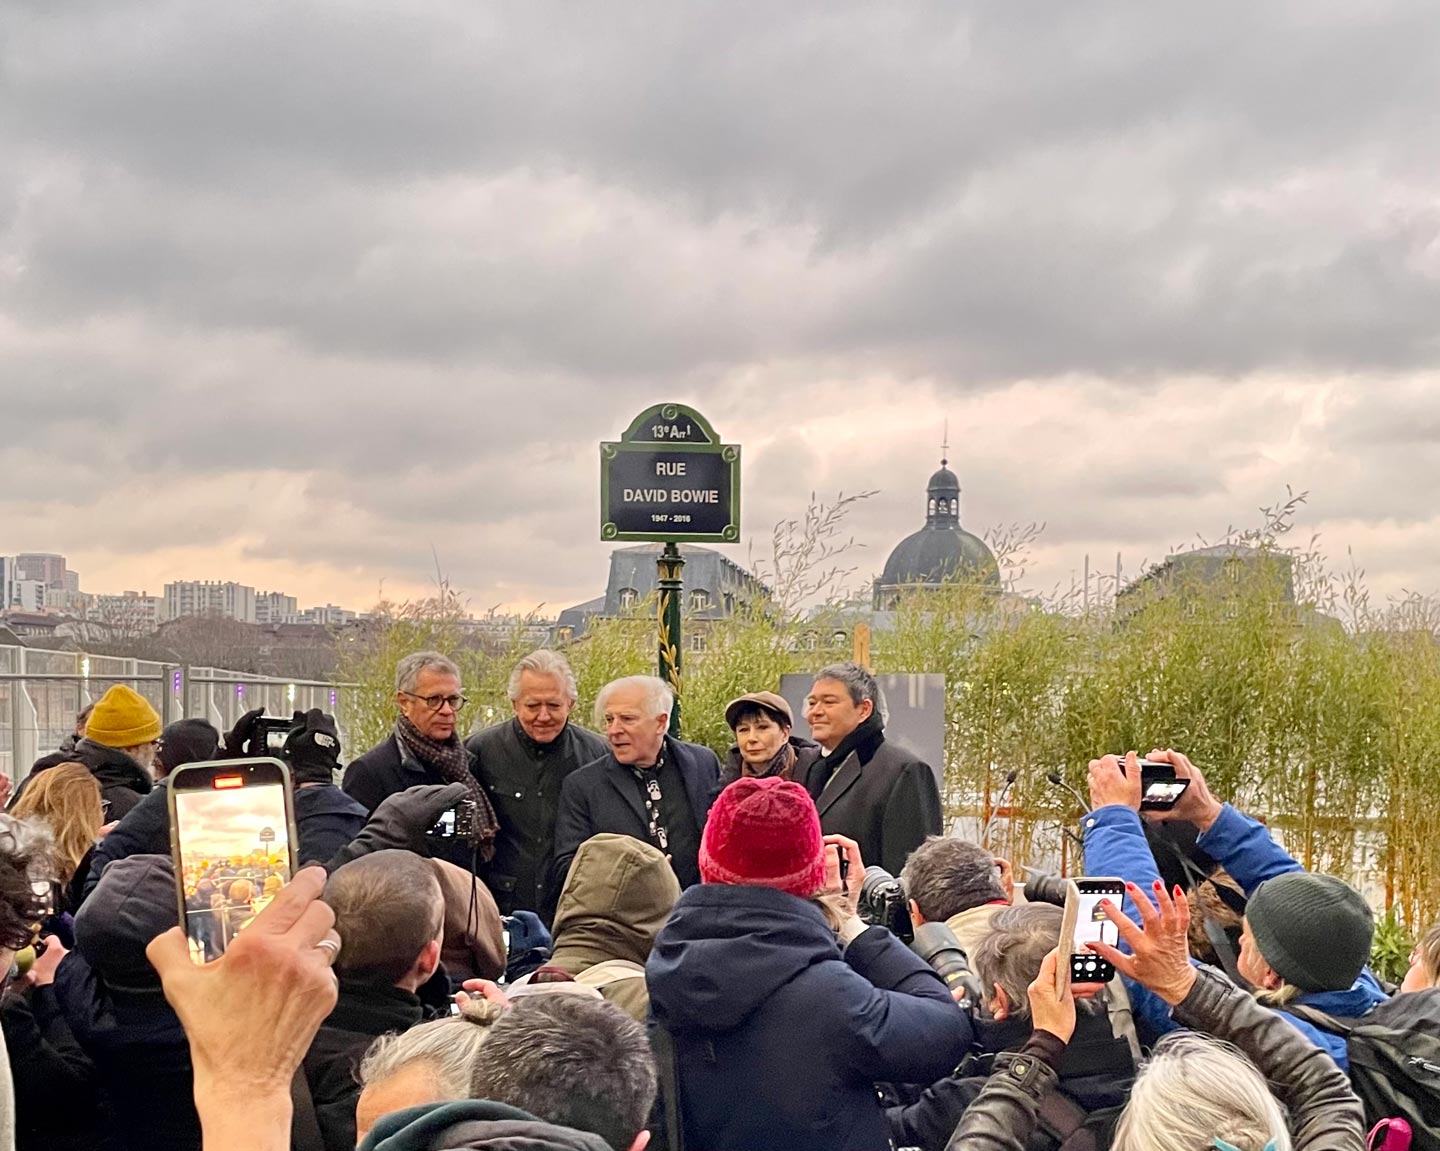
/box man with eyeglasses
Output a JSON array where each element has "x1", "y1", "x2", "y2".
[
  {"x1": 342, "y1": 651, "x2": 500, "y2": 872},
  {"x1": 465, "y1": 650, "x2": 606, "y2": 923}
]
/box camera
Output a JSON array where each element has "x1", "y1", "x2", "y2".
[
  {"x1": 1024, "y1": 871, "x2": 1069, "y2": 907},
  {"x1": 912, "y1": 922, "x2": 984, "y2": 1011},
  {"x1": 427, "y1": 798, "x2": 479, "y2": 840},
  {"x1": 248, "y1": 716, "x2": 295, "y2": 756},
  {"x1": 857, "y1": 865, "x2": 913, "y2": 943}
]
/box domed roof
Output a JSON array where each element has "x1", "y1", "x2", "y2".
[
  {"x1": 928, "y1": 462, "x2": 961, "y2": 495},
  {"x1": 874, "y1": 456, "x2": 1001, "y2": 598},
  {"x1": 879, "y1": 525, "x2": 1000, "y2": 589}
]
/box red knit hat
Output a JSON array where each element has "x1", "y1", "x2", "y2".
[{"x1": 699, "y1": 776, "x2": 827, "y2": 897}]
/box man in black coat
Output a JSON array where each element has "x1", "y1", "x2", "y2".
[
  {"x1": 342, "y1": 652, "x2": 499, "y2": 872},
  {"x1": 466, "y1": 650, "x2": 607, "y2": 922},
  {"x1": 552, "y1": 676, "x2": 720, "y2": 891},
  {"x1": 799, "y1": 662, "x2": 942, "y2": 876},
  {"x1": 298, "y1": 850, "x2": 443, "y2": 1151}
]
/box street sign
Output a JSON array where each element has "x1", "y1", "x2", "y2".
[
  {"x1": 258, "y1": 827, "x2": 275, "y2": 843},
  {"x1": 600, "y1": 403, "x2": 741, "y2": 543}
]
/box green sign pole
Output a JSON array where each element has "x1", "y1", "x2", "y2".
[{"x1": 657, "y1": 542, "x2": 685, "y2": 737}]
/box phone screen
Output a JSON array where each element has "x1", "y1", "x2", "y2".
[
  {"x1": 1073, "y1": 881, "x2": 1124, "y2": 952},
  {"x1": 173, "y1": 770, "x2": 293, "y2": 964}
]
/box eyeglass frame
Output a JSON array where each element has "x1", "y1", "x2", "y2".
[{"x1": 400, "y1": 691, "x2": 468, "y2": 713}]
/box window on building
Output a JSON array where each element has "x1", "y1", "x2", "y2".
[
  {"x1": 689, "y1": 589, "x2": 712, "y2": 612},
  {"x1": 804, "y1": 632, "x2": 819, "y2": 651},
  {"x1": 618, "y1": 588, "x2": 639, "y2": 610},
  {"x1": 689, "y1": 633, "x2": 707, "y2": 653},
  {"x1": 832, "y1": 630, "x2": 848, "y2": 645}
]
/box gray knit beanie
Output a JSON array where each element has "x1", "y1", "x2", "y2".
[{"x1": 1246, "y1": 872, "x2": 1374, "y2": 993}]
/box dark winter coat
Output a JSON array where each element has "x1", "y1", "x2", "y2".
[
  {"x1": 719, "y1": 734, "x2": 824, "y2": 787},
  {"x1": 944, "y1": 965, "x2": 1364, "y2": 1151},
  {"x1": 646, "y1": 883, "x2": 974, "y2": 1151},
  {"x1": 359, "y1": 1101, "x2": 612, "y2": 1151},
  {"x1": 342, "y1": 734, "x2": 479, "y2": 870},
  {"x1": 466, "y1": 718, "x2": 608, "y2": 921},
  {"x1": 797, "y1": 718, "x2": 943, "y2": 876},
  {"x1": 53, "y1": 855, "x2": 199, "y2": 1151},
  {"x1": 23, "y1": 738, "x2": 153, "y2": 821},
  {"x1": 889, "y1": 1009, "x2": 1134, "y2": 1151},
  {"x1": 0, "y1": 985, "x2": 106, "y2": 1151},
  {"x1": 552, "y1": 737, "x2": 721, "y2": 894},
  {"x1": 298, "y1": 978, "x2": 425, "y2": 1151}
]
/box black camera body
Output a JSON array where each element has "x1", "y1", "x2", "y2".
[
  {"x1": 249, "y1": 716, "x2": 295, "y2": 756},
  {"x1": 857, "y1": 865, "x2": 913, "y2": 943},
  {"x1": 427, "y1": 798, "x2": 479, "y2": 840},
  {"x1": 1023, "y1": 872, "x2": 1070, "y2": 907}
]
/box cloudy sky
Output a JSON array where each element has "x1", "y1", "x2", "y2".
[{"x1": 4, "y1": 2, "x2": 1440, "y2": 616}]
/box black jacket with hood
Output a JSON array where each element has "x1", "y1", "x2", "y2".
[
  {"x1": 646, "y1": 882, "x2": 973, "y2": 1151},
  {"x1": 52, "y1": 854, "x2": 201, "y2": 1151},
  {"x1": 21, "y1": 737, "x2": 153, "y2": 821}
]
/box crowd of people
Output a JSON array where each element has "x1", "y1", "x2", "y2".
[{"x1": 0, "y1": 648, "x2": 1437, "y2": 1151}]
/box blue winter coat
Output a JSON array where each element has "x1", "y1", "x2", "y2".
[
  {"x1": 1082, "y1": 802, "x2": 1388, "y2": 1067},
  {"x1": 646, "y1": 884, "x2": 973, "y2": 1151}
]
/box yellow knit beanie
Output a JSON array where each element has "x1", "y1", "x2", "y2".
[{"x1": 86, "y1": 684, "x2": 163, "y2": 748}]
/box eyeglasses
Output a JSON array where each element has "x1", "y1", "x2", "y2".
[{"x1": 401, "y1": 691, "x2": 468, "y2": 712}]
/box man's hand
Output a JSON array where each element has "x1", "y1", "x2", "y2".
[
  {"x1": 20, "y1": 935, "x2": 67, "y2": 988},
  {"x1": 822, "y1": 833, "x2": 865, "y2": 918},
  {"x1": 147, "y1": 866, "x2": 340, "y2": 1102},
  {"x1": 1142, "y1": 748, "x2": 1224, "y2": 832},
  {"x1": 1087, "y1": 753, "x2": 1142, "y2": 813},
  {"x1": 220, "y1": 708, "x2": 266, "y2": 757},
  {"x1": 0, "y1": 773, "x2": 11, "y2": 810},
  {"x1": 457, "y1": 978, "x2": 510, "y2": 1009},
  {"x1": 1026, "y1": 948, "x2": 1077, "y2": 1044},
  {"x1": 995, "y1": 856, "x2": 1016, "y2": 903},
  {"x1": 1087, "y1": 881, "x2": 1198, "y2": 1007},
  {"x1": 325, "y1": 782, "x2": 469, "y2": 870}
]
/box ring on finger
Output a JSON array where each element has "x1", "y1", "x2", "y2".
[{"x1": 315, "y1": 937, "x2": 341, "y2": 963}]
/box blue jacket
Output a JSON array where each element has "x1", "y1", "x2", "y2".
[
  {"x1": 646, "y1": 884, "x2": 972, "y2": 1151},
  {"x1": 1082, "y1": 803, "x2": 1388, "y2": 1066}
]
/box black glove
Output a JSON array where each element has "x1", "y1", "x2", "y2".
[
  {"x1": 220, "y1": 708, "x2": 266, "y2": 757},
  {"x1": 324, "y1": 783, "x2": 468, "y2": 872},
  {"x1": 284, "y1": 709, "x2": 341, "y2": 783}
]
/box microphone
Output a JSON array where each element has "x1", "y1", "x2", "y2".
[
  {"x1": 1046, "y1": 770, "x2": 1090, "y2": 816},
  {"x1": 980, "y1": 769, "x2": 1019, "y2": 850}
]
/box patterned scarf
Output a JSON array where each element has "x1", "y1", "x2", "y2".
[
  {"x1": 630, "y1": 748, "x2": 670, "y2": 855},
  {"x1": 395, "y1": 714, "x2": 499, "y2": 862}
]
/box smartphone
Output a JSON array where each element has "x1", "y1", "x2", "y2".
[
  {"x1": 1116, "y1": 756, "x2": 1192, "y2": 812},
  {"x1": 1071, "y1": 876, "x2": 1125, "y2": 983},
  {"x1": 168, "y1": 757, "x2": 299, "y2": 965},
  {"x1": 1056, "y1": 879, "x2": 1082, "y2": 996}
]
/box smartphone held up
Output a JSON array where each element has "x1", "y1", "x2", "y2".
[
  {"x1": 1060, "y1": 876, "x2": 1126, "y2": 985},
  {"x1": 167, "y1": 757, "x2": 299, "y2": 965}
]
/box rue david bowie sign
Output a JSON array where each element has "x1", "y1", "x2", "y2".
[{"x1": 601, "y1": 404, "x2": 741, "y2": 543}]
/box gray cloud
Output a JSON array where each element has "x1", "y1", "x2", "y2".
[{"x1": 2, "y1": 3, "x2": 1440, "y2": 608}]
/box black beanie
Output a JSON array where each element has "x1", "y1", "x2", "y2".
[
  {"x1": 1246, "y1": 871, "x2": 1374, "y2": 992},
  {"x1": 156, "y1": 718, "x2": 221, "y2": 776}
]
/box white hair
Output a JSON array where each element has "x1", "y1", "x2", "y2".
[
  {"x1": 395, "y1": 651, "x2": 461, "y2": 695},
  {"x1": 507, "y1": 650, "x2": 578, "y2": 704},
  {"x1": 358, "y1": 1007, "x2": 501, "y2": 1098},
  {"x1": 1115, "y1": 1031, "x2": 1293, "y2": 1151},
  {"x1": 593, "y1": 676, "x2": 674, "y2": 727}
]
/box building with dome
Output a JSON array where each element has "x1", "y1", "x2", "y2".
[{"x1": 872, "y1": 457, "x2": 1000, "y2": 610}]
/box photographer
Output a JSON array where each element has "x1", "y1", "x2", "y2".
[
  {"x1": 646, "y1": 776, "x2": 971, "y2": 1151},
  {"x1": 945, "y1": 886, "x2": 1364, "y2": 1151},
  {"x1": 889, "y1": 904, "x2": 1133, "y2": 1151},
  {"x1": 901, "y1": 836, "x2": 1014, "y2": 958},
  {"x1": 1083, "y1": 750, "x2": 1386, "y2": 1064}
]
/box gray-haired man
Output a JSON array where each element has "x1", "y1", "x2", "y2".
[
  {"x1": 342, "y1": 651, "x2": 499, "y2": 872},
  {"x1": 465, "y1": 650, "x2": 607, "y2": 922}
]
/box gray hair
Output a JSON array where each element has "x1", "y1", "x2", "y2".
[
  {"x1": 507, "y1": 650, "x2": 578, "y2": 704},
  {"x1": 593, "y1": 675, "x2": 673, "y2": 728},
  {"x1": 395, "y1": 651, "x2": 461, "y2": 695},
  {"x1": 1115, "y1": 1031, "x2": 1293, "y2": 1151},
  {"x1": 358, "y1": 1009, "x2": 500, "y2": 1099},
  {"x1": 971, "y1": 903, "x2": 1063, "y2": 1022},
  {"x1": 470, "y1": 994, "x2": 657, "y2": 1151},
  {"x1": 813, "y1": 662, "x2": 888, "y2": 723},
  {"x1": 900, "y1": 836, "x2": 1006, "y2": 922}
]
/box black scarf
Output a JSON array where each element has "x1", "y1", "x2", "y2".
[
  {"x1": 395, "y1": 715, "x2": 500, "y2": 862},
  {"x1": 720, "y1": 740, "x2": 798, "y2": 787},
  {"x1": 806, "y1": 711, "x2": 885, "y2": 800}
]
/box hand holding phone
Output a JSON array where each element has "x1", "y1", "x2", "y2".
[
  {"x1": 168, "y1": 758, "x2": 299, "y2": 966},
  {"x1": 1069, "y1": 877, "x2": 1125, "y2": 984}
]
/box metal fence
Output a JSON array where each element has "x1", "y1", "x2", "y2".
[{"x1": 1, "y1": 643, "x2": 357, "y2": 784}]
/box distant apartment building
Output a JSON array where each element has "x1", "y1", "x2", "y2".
[
  {"x1": 88, "y1": 591, "x2": 165, "y2": 634},
  {"x1": 163, "y1": 580, "x2": 258, "y2": 623},
  {"x1": 297, "y1": 604, "x2": 357, "y2": 627},
  {"x1": 13, "y1": 553, "x2": 69, "y2": 588},
  {"x1": 256, "y1": 591, "x2": 299, "y2": 625},
  {"x1": 1, "y1": 553, "x2": 81, "y2": 612}
]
